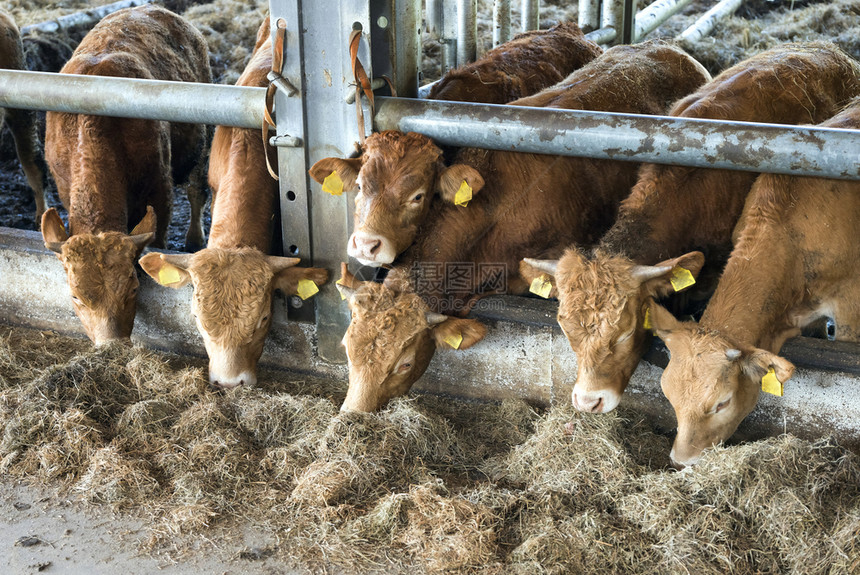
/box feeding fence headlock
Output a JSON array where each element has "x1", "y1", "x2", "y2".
[{"x1": 0, "y1": 0, "x2": 859, "y2": 363}]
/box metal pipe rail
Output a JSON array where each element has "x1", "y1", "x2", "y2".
[
  {"x1": 374, "y1": 97, "x2": 860, "y2": 180},
  {"x1": 0, "y1": 70, "x2": 265, "y2": 129}
]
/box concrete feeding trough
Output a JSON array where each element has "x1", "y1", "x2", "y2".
[{"x1": 2, "y1": 225, "x2": 859, "y2": 452}]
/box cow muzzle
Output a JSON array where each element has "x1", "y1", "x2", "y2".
[
  {"x1": 571, "y1": 388, "x2": 621, "y2": 413},
  {"x1": 348, "y1": 231, "x2": 396, "y2": 266}
]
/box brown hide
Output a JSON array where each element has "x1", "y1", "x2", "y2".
[
  {"x1": 311, "y1": 21, "x2": 606, "y2": 267},
  {"x1": 522, "y1": 42, "x2": 860, "y2": 414},
  {"x1": 144, "y1": 18, "x2": 329, "y2": 388},
  {"x1": 654, "y1": 97, "x2": 860, "y2": 467},
  {"x1": 42, "y1": 5, "x2": 211, "y2": 345},
  {"x1": 0, "y1": 9, "x2": 46, "y2": 221},
  {"x1": 337, "y1": 42, "x2": 711, "y2": 411},
  {"x1": 428, "y1": 22, "x2": 602, "y2": 104}
]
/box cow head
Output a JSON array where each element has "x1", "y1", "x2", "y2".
[
  {"x1": 337, "y1": 264, "x2": 486, "y2": 411},
  {"x1": 140, "y1": 247, "x2": 328, "y2": 388},
  {"x1": 41, "y1": 207, "x2": 154, "y2": 345},
  {"x1": 521, "y1": 249, "x2": 704, "y2": 413},
  {"x1": 650, "y1": 302, "x2": 795, "y2": 468},
  {"x1": 310, "y1": 131, "x2": 484, "y2": 266}
]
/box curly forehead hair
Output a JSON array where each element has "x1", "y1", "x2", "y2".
[
  {"x1": 362, "y1": 131, "x2": 442, "y2": 164},
  {"x1": 190, "y1": 247, "x2": 274, "y2": 342},
  {"x1": 63, "y1": 232, "x2": 138, "y2": 266},
  {"x1": 347, "y1": 282, "x2": 430, "y2": 369},
  {"x1": 557, "y1": 248, "x2": 641, "y2": 338}
]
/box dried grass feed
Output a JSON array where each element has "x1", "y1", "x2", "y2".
[{"x1": 2, "y1": 327, "x2": 859, "y2": 573}]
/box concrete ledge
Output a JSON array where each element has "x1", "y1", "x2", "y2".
[{"x1": 1, "y1": 225, "x2": 858, "y2": 452}]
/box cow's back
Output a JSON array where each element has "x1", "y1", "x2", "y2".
[
  {"x1": 428, "y1": 22, "x2": 602, "y2": 104},
  {"x1": 600, "y1": 42, "x2": 860, "y2": 266},
  {"x1": 514, "y1": 41, "x2": 711, "y2": 116},
  {"x1": 207, "y1": 18, "x2": 278, "y2": 251},
  {"x1": 672, "y1": 42, "x2": 860, "y2": 124},
  {"x1": 57, "y1": 4, "x2": 211, "y2": 181}
]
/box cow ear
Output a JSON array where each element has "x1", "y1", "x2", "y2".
[
  {"x1": 520, "y1": 258, "x2": 559, "y2": 296},
  {"x1": 131, "y1": 205, "x2": 157, "y2": 236},
  {"x1": 436, "y1": 164, "x2": 484, "y2": 204},
  {"x1": 431, "y1": 317, "x2": 487, "y2": 350},
  {"x1": 649, "y1": 301, "x2": 683, "y2": 345},
  {"x1": 139, "y1": 252, "x2": 193, "y2": 288},
  {"x1": 742, "y1": 348, "x2": 795, "y2": 386},
  {"x1": 309, "y1": 157, "x2": 361, "y2": 191},
  {"x1": 41, "y1": 208, "x2": 68, "y2": 256},
  {"x1": 273, "y1": 263, "x2": 330, "y2": 297},
  {"x1": 634, "y1": 251, "x2": 705, "y2": 297}
]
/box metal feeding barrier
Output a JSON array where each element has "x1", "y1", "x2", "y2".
[{"x1": 1, "y1": 0, "x2": 860, "y2": 448}]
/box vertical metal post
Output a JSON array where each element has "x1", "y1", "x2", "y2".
[
  {"x1": 439, "y1": 0, "x2": 458, "y2": 74},
  {"x1": 521, "y1": 0, "x2": 539, "y2": 32},
  {"x1": 493, "y1": 0, "x2": 512, "y2": 47},
  {"x1": 457, "y1": 0, "x2": 477, "y2": 66},
  {"x1": 270, "y1": 0, "x2": 371, "y2": 362},
  {"x1": 371, "y1": 0, "x2": 420, "y2": 97},
  {"x1": 426, "y1": 0, "x2": 444, "y2": 39},
  {"x1": 621, "y1": 0, "x2": 635, "y2": 44},
  {"x1": 602, "y1": 0, "x2": 624, "y2": 43},
  {"x1": 578, "y1": 0, "x2": 600, "y2": 33}
]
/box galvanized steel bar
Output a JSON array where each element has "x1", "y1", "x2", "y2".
[
  {"x1": 493, "y1": 0, "x2": 512, "y2": 46},
  {"x1": 635, "y1": 0, "x2": 695, "y2": 41},
  {"x1": 0, "y1": 69, "x2": 264, "y2": 128},
  {"x1": 601, "y1": 0, "x2": 623, "y2": 43},
  {"x1": 425, "y1": 0, "x2": 444, "y2": 38},
  {"x1": 521, "y1": 0, "x2": 539, "y2": 32},
  {"x1": 457, "y1": 0, "x2": 477, "y2": 65},
  {"x1": 578, "y1": 0, "x2": 600, "y2": 33},
  {"x1": 373, "y1": 97, "x2": 860, "y2": 180},
  {"x1": 584, "y1": 25, "x2": 616, "y2": 45},
  {"x1": 679, "y1": 0, "x2": 744, "y2": 43},
  {"x1": 441, "y1": 0, "x2": 458, "y2": 73},
  {"x1": 621, "y1": 0, "x2": 635, "y2": 44},
  {"x1": 390, "y1": 0, "x2": 421, "y2": 97}
]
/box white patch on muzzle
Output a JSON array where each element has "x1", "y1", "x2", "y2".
[
  {"x1": 348, "y1": 231, "x2": 397, "y2": 266},
  {"x1": 571, "y1": 387, "x2": 622, "y2": 413}
]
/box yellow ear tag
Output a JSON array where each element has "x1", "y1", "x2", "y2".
[
  {"x1": 336, "y1": 278, "x2": 347, "y2": 300},
  {"x1": 454, "y1": 180, "x2": 472, "y2": 207},
  {"x1": 761, "y1": 367, "x2": 783, "y2": 397},
  {"x1": 158, "y1": 265, "x2": 181, "y2": 286},
  {"x1": 296, "y1": 278, "x2": 320, "y2": 300},
  {"x1": 670, "y1": 266, "x2": 696, "y2": 292},
  {"x1": 443, "y1": 332, "x2": 463, "y2": 350},
  {"x1": 322, "y1": 170, "x2": 344, "y2": 196},
  {"x1": 529, "y1": 274, "x2": 553, "y2": 299},
  {"x1": 643, "y1": 307, "x2": 652, "y2": 330}
]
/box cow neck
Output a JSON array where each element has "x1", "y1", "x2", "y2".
[
  {"x1": 699, "y1": 217, "x2": 799, "y2": 353},
  {"x1": 68, "y1": 116, "x2": 129, "y2": 235},
  {"x1": 207, "y1": 128, "x2": 276, "y2": 253}
]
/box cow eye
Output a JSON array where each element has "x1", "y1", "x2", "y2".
[
  {"x1": 410, "y1": 192, "x2": 424, "y2": 204},
  {"x1": 714, "y1": 398, "x2": 731, "y2": 413},
  {"x1": 397, "y1": 361, "x2": 412, "y2": 373},
  {"x1": 71, "y1": 295, "x2": 85, "y2": 307},
  {"x1": 617, "y1": 328, "x2": 635, "y2": 344}
]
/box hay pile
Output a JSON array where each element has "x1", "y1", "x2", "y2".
[{"x1": 1, "y1": 326, "x2": 858, "y2": 573}]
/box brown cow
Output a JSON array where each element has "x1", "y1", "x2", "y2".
[
  {"x1": 0, "y1": 9, "x2": 46, "y2": 221},
  {"x1": 521, "y1": 42, "x2": 860, "y2": 414},
  {"x1": 651, "y1": 97, "x2": 860, "y2": 467},
  {"x1": 334, "y1": 42, "x2": 712, "y2": 412},
  {"x1": 140, "y1": 18, "x2": 328, "y2": 388},
  {"x1": 310, "y1": 22, "x2": 603, "y2": 266},
  {"x1": 428, "y1": 22, "x2": 601, "y2": 104},
  {"x1": 40, "y1": 4, "x2": 211, "y2": 345}
]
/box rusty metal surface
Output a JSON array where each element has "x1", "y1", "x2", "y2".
[
  {"x1": 0, "y1": 70, "x2": 264, "y2": 128},
  {"x1": 374, "y1": 96, "x2": 860, "y2": 180}
]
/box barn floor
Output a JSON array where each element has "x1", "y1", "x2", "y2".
[{"x1": 0, "y1": 478, "x2": 308, "y2": 574}]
